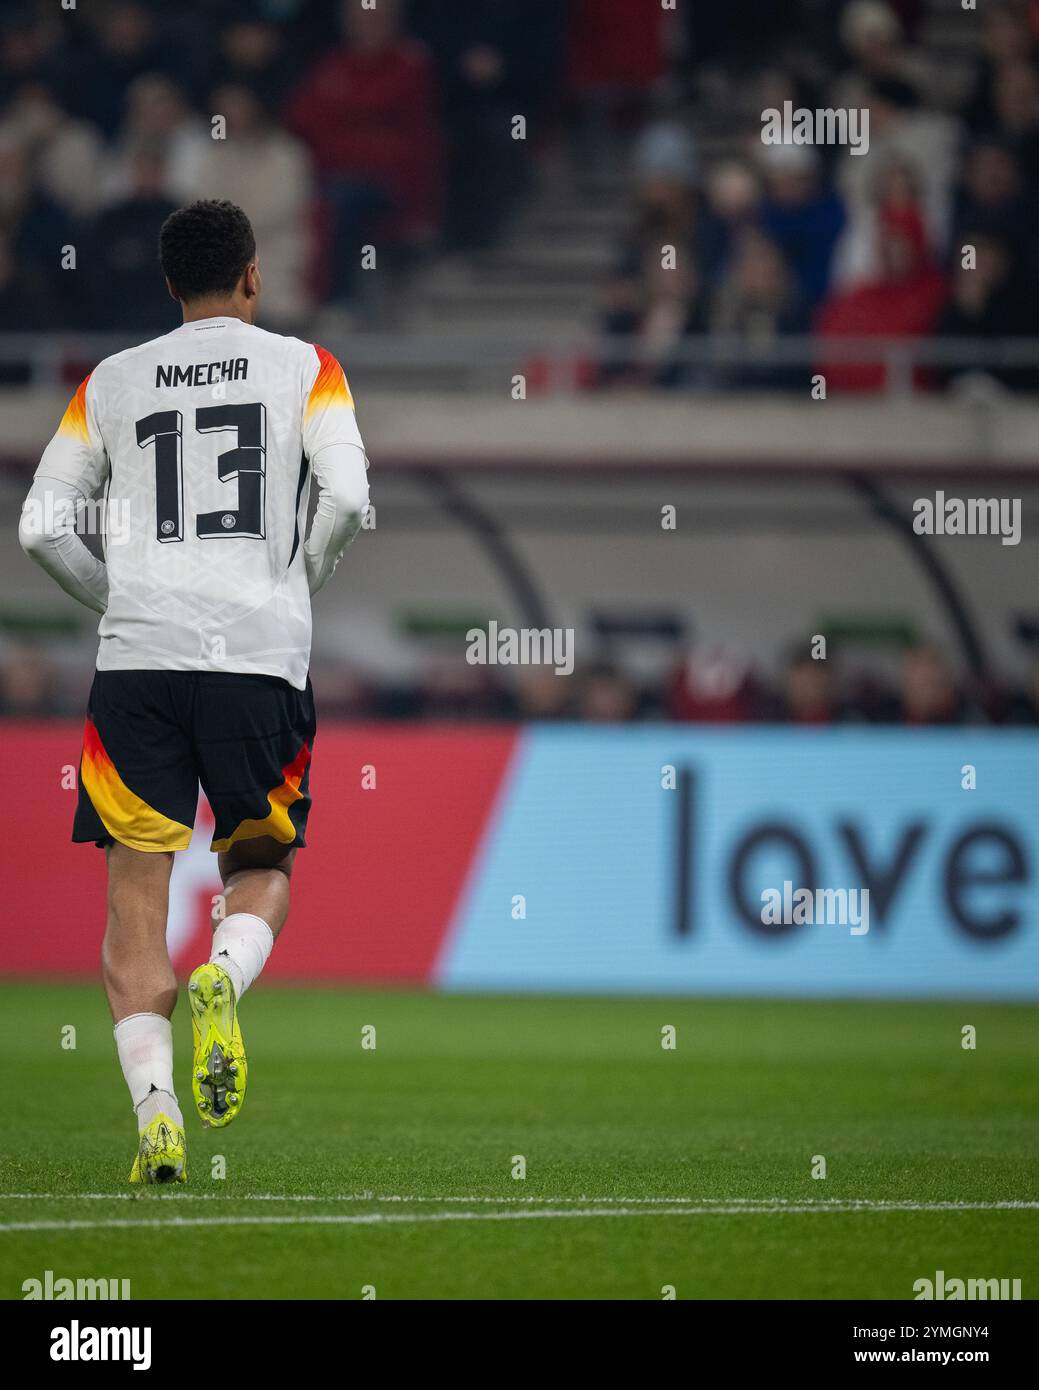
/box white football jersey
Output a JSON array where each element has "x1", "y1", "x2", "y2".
[{"x1": 35, "y1": 317, "x2": 365, "y2": 690}]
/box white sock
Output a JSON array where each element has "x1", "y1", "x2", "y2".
[
  {"x1": 136, "y1": 1088, "x2": 181, "y2": 1129},
  {"x1": 114, "y1": 1012, "x2": 183, "y2": 1130},
  {"x1": 210, "y1": 913, "x2": 274, "y2": 1001}
]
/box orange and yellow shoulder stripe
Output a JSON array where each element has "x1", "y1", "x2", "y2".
[
  {"x1": 58, "y1": 374, "x2": 92, "y2": 443},
  {"x1": 305, "y1": 345, "x2": 354, "y2": 419}
]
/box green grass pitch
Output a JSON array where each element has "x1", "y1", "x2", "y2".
[{"x1": 0, "y1": 984, "x2": 1036, "y2": 1300}]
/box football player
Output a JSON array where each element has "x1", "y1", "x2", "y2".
[{"x1": 19, "y1": 200, "x2": 370, "y2": 1183}]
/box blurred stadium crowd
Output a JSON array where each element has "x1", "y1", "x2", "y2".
[
  {"x1": 1, "y1": 0, "x2": 1037, "y2": 385},
  {"x1": 3, "y1": 637, "x2": 1039, "y2": 726},
  {"x1": 2, "y1": 0, "x2": 1037, "y2": 727}
]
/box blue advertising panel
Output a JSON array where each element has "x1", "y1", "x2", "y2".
[{"x1": 437, "y1": 728, "x2": 1039, "y2": 998}]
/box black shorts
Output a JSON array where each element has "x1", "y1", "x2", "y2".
[{"x1": 74, "y1": 670, "x2": 316, "y2": 853}]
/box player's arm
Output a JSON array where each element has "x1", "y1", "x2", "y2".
[
  {"x1": 304, "y1": 443, "x2": 370, "y2": 596},
  {"x1": 301, "y1": 346, "x2": 370, "y2": 596},
  {"x1": 18, "y1": 375, "x2": 110, "y2": 615}
]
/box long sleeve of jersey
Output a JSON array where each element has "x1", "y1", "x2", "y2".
[
  {"x1": 303, "y1": 443, "x2": 370, "y2": 595},
  {"x1": 301, "y1": 345, "x2": 370, "y2": 595},
  {"x1": 19, "y1": 375, "x2": 110, "y2": 615},
  {"x1": 19, "y1": 474, "x2": 110, "y2": 614}
]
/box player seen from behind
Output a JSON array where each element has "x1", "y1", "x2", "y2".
[{"x1": 19, "y1": 199, "x2": 370, "y2": 1183}]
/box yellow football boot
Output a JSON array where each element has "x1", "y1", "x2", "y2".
[
  {"x1": 188, "y1": 962, "x2": 247, "y2": 1128},
  {"x1": 129, "y1": 1114, "x2": 187, "y2": 1185}
]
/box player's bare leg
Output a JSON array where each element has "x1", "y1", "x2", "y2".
[
  {"x1": 217, "y1": 837, "x2": 296, "y2": 941},
  {"x1": 188, "y1": 837, "x2": 295, "y2": 1127},
  {"x1": 103, "y1": 842, "x2": 186, "y2": 1184},
  {"x1": 103, "y1": 843, "x2": 177, "y2": 1021}
]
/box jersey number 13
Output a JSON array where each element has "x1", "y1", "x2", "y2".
[{"x1": 135, "y1": 403, "x2": 267, "y2": 542}]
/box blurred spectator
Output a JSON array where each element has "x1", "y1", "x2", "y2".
[
  {"x1": 286, "y1": 0, "x2": 443, "y2": 306},
  {"x1": 0, "y1": 83, "x2": 104, "y2": 219},
  {"x1": 777, "y1": 651, "x2": 844, "y2": 724},
  {"x1": 577, "y1": 663, "x2": 640, "y2": 722},
  {"x1": 986, "y1": 58, "x2": 1039, "y2": 183},
  {"x1": 83, "y1": 148, "x2": 178, "y2": 332},
  {"x1": 412, "y1": 1, "x2": 566, "y2": 251},
  {"x1": 614, "y1": 119, "x2": 703, "y2": 273},
  {"x1": 965, "y1": 3, "x2": 1038, "y2": 131},
  {"x1": 72, "y1": 2, "x2": 182, "y2": 138},
  {"x1": 1006, "y1": 662, "x2": 1039, "y2": 724},
  {"x1": 599, "y1": 124, "x2": 707, "y2": 386},
  {"x1": 0, "y1": 135, "x2": 70, "y2": 328},
  {"x1": 699, "y1": 159, "x2": 761, "y2": 284},
  {"x1": 666, "y1": 649, "x2": 762, "y2": 722},
  {"x1": 515, "y1": 668, "x2": 575, "y2": 721},
  {"x1": 185, "y1": 84, "x2": 314, "y2": 331},
  {"x1": 417, "y1": 652, "x2": 510, "y2": 720},
  {"x1": 710, "y1": 228, "x2": 809, "y2": 388},
  {"x1": 101, "y1": 74, "x2": 208, "y2": 207},
  {"x1": 952, "y1": 139, "x2": 1039, "y2": 274},
  {"x1": 1, "y1": 10, "x2": 62, "y2": 91},
  {"x1": 0, "y1": 646, "x2": 58, "y2": 717},
  {"x1": 206, "y1": 12, "x2": 298, "y2": 113},
  {"x1": 600, "y1": 256, "x2": 705, "y2": 388},
  {"x1": 757, "y1": 144, "x2": 845, "y2": 308},
  {"x1": 833, "y1": 157, "x2": 929, "y2": 289},
  {"x1": 898, "y1": 644, "x2": 971, "y2": 725},
  {"x1": 833, "y1": 1, "x2": 931, "y2": 104},
  {"x1": 631, "y1": 119, "x2": 702, "y2": 210},
  {"x1": 567, "y1": 0, "x2": 668, "y2": 90},
  {"x1": 565, "y1": 0, "x2": 669, "y2": 175},
  {"x1": 937, "y1": 230, "x2": 1039, "y2": 390},
  {"x1": 835, "y1": 77, "x2": 959, "y2": 272},
  {"x1": 815, "y1": 203, "x2": 946, "y2": 392},
  {"x1": 308, "y1": 662, "x2": 378, "y2": 720},
  {"x1": 845, "y1": 669, "x2": 901, "y2": 723}
]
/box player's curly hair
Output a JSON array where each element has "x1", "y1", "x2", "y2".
[{"x1": 159, "y1": 200, "x2": 256, "y2": 302}]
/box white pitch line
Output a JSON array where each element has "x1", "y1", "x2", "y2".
[
  {"x1": 0, "y1": 1192, "x2": 811, "y2": 1205},
  {"x1": 2, "y1": 1201, "x2": 1038, "y2": 1234},
  {"x1": 0, "y1": 1193, "x2": 801, "y2": 1205},
  {"x1": 2, "y1": 1193, "x2": 1038, "y2": 1207}
]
